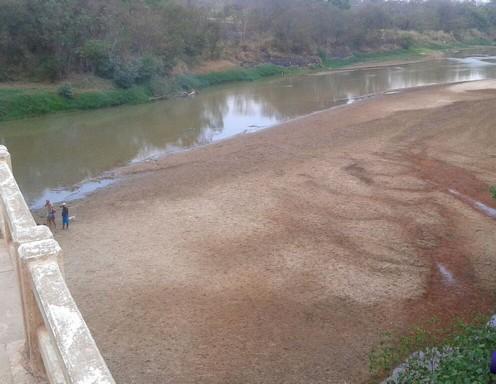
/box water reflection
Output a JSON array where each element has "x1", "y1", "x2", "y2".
[{"x1": 1, "y1": 57, "x2": 495, "y2": 207}]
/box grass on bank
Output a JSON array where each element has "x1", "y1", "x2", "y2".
[
  {"x1": 1, "y1": 43, "x2": 495, "y2": 122},
  {"x1": 0, "y1": 64, "x2": 288, "y2": 122},
  {"x1": 0, "y1": 87, "x2": 150, "y2": 121},
  {"x1": 176, "y1": 63, "x2": 291, "y2": 90},
  {"x1": 369, "y1": 315, "x2": 496, "y2": 383},
  {"x1": 322, "y1": 47, "x2": 427, "y2": 68},
  {"x1": 322, "y1": 41, "x2": 496, "y2": 69}
]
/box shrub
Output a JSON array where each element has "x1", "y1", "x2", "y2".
[
  {"x1": 80, "y1": 40, "x2": 108, "y2": 63},
  {"x1": 148, "y1": 76, "x2": 175, "y2": 97},
  {"x1": 393, "y1": 323, "x2": 496, "y2": 383},
  {"x1": 317, "y1": 48, "x2": 328, "y2": 65},
  {"x1": 371, "y1": 315, "x2": 496, "y2": 383},
  {"x1": 490, "y1": 185, "x2": 496, "y2": 200},
  {"x1": 113, "y1": 57, "x2": 165, "y2": 89},
  {"x1": 113, "y1": 64, "x2": 138, "y2": 89},
  {"x1": 80, "y1": 40, "x2": 114, "y2": 78},
  {"x1": 35, "y1": 57, "x2": 63, "y2": 82},
  {"x1": 399, "y1": 35, "x2": 415, "y2": 50},
  {"x1": 57, "y1": 83, "x2": 74, "y2": 99},
  {"x1": 136, "y1": 55, "x2": 164, "y2": 83}
]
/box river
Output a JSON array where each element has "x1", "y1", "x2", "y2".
[{"x1": 1, "y1": 56, "x2": 496, "y2": 208}]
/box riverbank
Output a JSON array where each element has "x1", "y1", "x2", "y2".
[
  {"x1": 54, "y1": 79, "x2": 496, "y2": 383},
  {"x1": 1, "y1": 44, "x2": 494, "y2": 122},
  {"x1": 0, "y1": 65, "x2": 286, "y2": 122}
]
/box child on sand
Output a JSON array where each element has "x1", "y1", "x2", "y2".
[{"x1": 61, "y1": 203, "x2": 69, "y2": 230}]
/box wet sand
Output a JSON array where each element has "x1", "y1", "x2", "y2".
[{"x1": 56, "y1": 80, "x2": 496, "y2": 383}]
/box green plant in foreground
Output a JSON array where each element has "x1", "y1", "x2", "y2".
[
  {"x1": 370, "y1": 315, "x2": 496, "y2": 383},
  {"x1": 369, "y1": 317, "x2": 444, "y2": 377},
  {"x1": 397, "y1": 323, "x2": 496, "y2": 383},
  {"x1": 490, "y1": 185, "x2": 496, "y2": 200}
]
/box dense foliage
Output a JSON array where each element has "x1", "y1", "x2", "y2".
[
  {"x1": 369, "y1": 317, "x2": 496, "y2": 383},
  {"x1": 0, "y1": 0, "x2": 495, "y2": 86},
  {"x1": 392, "y1": 323, "x2": 496, "y2": 383},
  {"x1": 0, "y1": 0, "x2": 220, "y2": 83}
]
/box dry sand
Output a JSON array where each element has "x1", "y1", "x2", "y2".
[{"x1": 55, "y1": 80, "x2": 496, "y2": 384}]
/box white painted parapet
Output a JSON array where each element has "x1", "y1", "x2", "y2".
[{"x1": 0, "y1": 146, "x2": 115, "y2": 384}]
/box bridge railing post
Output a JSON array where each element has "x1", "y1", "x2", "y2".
[
  {"x1": 0, "y1": 145, "x2": 53, "y2": 376},
  {"x1": 16, "y1": 230, "x2": 57, "y2": 377},
  {"x1": 0, "y1": 145, "x2": 115, "y2": 383}
]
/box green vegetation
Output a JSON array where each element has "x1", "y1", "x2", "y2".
[
  {"x1": 369, "y1": 315, "x2": 496, "y2": 383},
  {"x1": 322, "y1": 48, "x2": 427, "y2": 69},
  {"x1": 490, "y1": 185, "x2": 496, "y2": 200},
  {"x1": 395, "y1": 324, "x2": 496, "y2": 382},
  {"x1": 57, "y1": 83, "x2": 74, "y2": 100},
  {"x1": 175, "y1": 64, "x2": 289, "y2": 90},
  {"x1": 0, "y1": 0, "x2": 496, "y2": 120},
  {"x1": 0, "y1": 65, "x2": 290, "y2": 121},
  {"x1": 369, "y1": 317, "x2": 453, "y2": 378},
  {"x1": 0, "y1": 87, "x2": 150, "y2": 121},
  {"x1": 0, "y1": 0, "x2": 219, "y2": 83},
  {"x1": 321, "y1": 41, "x2": 496, "y2": 69},
  {"x1": 1, "y1": 41, "x2": 494, "y2": 122},
  {"x1": 318, "y1": 43, "x2": 496, "y2": 69},
  {"x1": 1, "y1": 0, "x2": 496, "y2": 83}
]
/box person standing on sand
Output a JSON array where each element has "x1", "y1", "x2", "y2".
[
  {"x1": 61, "y1": 203, "x2": 69, "y2": 230},
  {"x1": 45, "y1": 200, "x2": 56, "y2": 229}
]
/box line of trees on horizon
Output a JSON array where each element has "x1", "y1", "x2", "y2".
[{"x1": 0, "y1": 0, "x2": 495, "y2": 85}]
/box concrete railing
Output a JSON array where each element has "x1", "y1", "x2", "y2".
[{"x1": 0, "y1": 146, "x2": 115, "y2": 384}]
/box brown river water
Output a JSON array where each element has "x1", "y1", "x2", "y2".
[{"x1": 1, "y1": 56, "x2": 496, "y2": 208}]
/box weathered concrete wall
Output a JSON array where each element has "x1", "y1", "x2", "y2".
[{"x1": 0, "y1": 146, "x2": 115, "y2": 384}]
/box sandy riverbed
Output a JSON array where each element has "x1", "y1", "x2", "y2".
[{"x1": 55, "y1": 80, "x2": 496, "y2": 383}]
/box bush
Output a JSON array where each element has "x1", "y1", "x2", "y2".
[
  {"x1": 113, "y1": 64, "x2": 138, "y2": 89},
  {"x1": 371, "y1": 315, "x2": 496, "y2": 383},
  {"x1": 113, "y1": 57, "x2": 165, "y2": 89},
  {"x1": 57, "y1": 83, "x2": 74, "y2": 99},
  {"x1": 35, "y1": 57, "x2": 63, "y2": 82},
  {"x1": 399, "y1": 35, "x2": 415, "y2": 50},
  {"x1": 490, "y1": 185, "x2": 496, "y2": 200},
  {"x1": 80, "y1": 40, "x2": 116, "y2": 79},
  {"x1": 80, "y1": 40, "x2": 108, "y2": 62},
  {"x1": 148, "y1": 76, "x2": 175, "y2": 97},
  {"x1": 392, "y1": 323, "x2": 496, "y2": 383},
  {"x1": 317, "y1": 48, "x2": 328, "y2": 65},
  {"x1": 136, "y1": 55, "x2": 164, "y2": 84}
]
